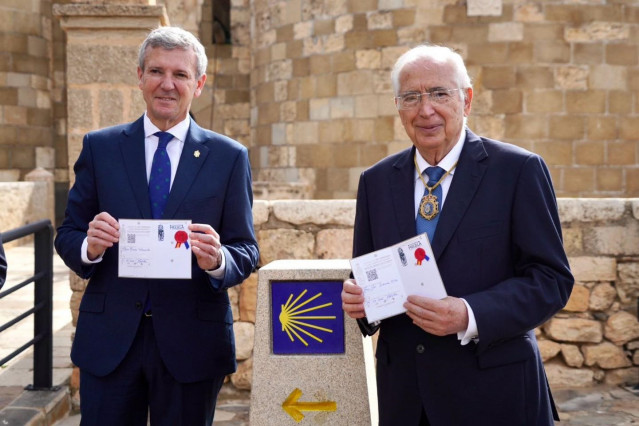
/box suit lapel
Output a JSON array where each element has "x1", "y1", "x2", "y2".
[
  {"x1": 120, "y1": 116, "x2": 153, "y2": 219},
  {"x1": 391, "y1": 147, "x2": 419, "y2": 241},
  {"x1": 162, "y1": 120, "x2": 209, "y2": 219},
  {"x1": 433, "y1": 130, "x2": 488, "y2": 258}
]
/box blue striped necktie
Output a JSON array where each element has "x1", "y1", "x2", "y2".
[
  {"x1": 416, "y1": 166, "x2": 445, "y2": 243},
  {"x1": 149, "y1": 131, "x2": 173, "y2": 219}
]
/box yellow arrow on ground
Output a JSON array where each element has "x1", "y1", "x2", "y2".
[{"x1": 282, "y1": 388, "x2": 337, "y2": 422}]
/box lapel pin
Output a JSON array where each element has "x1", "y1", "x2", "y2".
[{"x1": 194, "y1": 150, "x2": 200, "y2": 158}]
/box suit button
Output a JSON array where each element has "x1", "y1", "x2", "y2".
[
  {"x1": 135, "y1": 301, "x2": 143, "y2": 310},
  {"x1": 416, "y1": 344, "x2": 425, "y2": 354}
]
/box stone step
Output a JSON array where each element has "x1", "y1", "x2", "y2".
[{"x1": 0, "y1": 386, "x2": 71, "y2": 426}]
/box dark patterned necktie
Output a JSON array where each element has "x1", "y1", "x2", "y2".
[
  {"x1": 416, "y1": 166, "x2": 445, "y2": 243},
  {"x1": 149, "y1": 131, "x2": 173, "y2": 219}
]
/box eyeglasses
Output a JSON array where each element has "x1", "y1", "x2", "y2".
[{"x1": 395, "y1": 88, "x2": 464, "y2": 110}]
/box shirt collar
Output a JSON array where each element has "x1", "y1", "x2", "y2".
[
  {"x1": 143, "y1": 113, "x2": 190, "y2": 142},
  {"x1": 415, "y1": 127, "x2": 466, "y2": 180}
]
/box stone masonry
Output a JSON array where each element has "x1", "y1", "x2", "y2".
[
  {"x1": 244, "y1": 0, "x2": 639, "y2": 198},
  {"x1": 2, "y1": 0, "x2": 639, "y2": 211}
]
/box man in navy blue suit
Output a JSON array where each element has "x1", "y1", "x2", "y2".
[
  {"x1": 342, "y1": 45, "x2": 573, "y2": 425},
  {"x1": 55, "y1": 27, "x2": 258, "y2": 425}
]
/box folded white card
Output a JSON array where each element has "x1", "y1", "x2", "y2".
[
  {"x1": 350, "y1": 233, "x2": 447, "y2": 323},
  {"x1": 118, "y1": 219, "x2": 192, "y2": 279}
]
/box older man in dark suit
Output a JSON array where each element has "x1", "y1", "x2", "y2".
[
  {"x1": 342, "y1": 45, "x2": 573, "y2": 425},
  {"x1": 55, "y1": 27, "x2": 258, "y2": 425}
]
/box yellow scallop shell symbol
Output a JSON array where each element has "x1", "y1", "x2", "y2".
[{"x1": 278, "y1": 289, "x2": 336, "y2": 347}]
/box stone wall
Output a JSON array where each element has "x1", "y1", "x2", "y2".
[
  {"x1": 215, "y1": 198, "x2": 639, "y2": 392},
  {"x1": 0, "y1": 180, "x2": 53, "y2": 247},
  {"x1": 247, "y1": 0, "x2": 639, "y2": 199},
  {"x1": 0, "y1": 0, "x2": 55, "y2": 180}
]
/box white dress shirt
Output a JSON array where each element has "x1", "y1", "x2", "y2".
[{"x1": 413, "y1": 128, "x2": 479, "y2": 346}]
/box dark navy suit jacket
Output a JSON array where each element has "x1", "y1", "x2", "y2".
[
  {"x1": 354, "y1": 129, "x2": 573, "y2": 425},
  {"x1": 55, "y1": 116, "x2": 259, "y2": 383}
]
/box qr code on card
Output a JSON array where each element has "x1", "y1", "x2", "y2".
[{"x1": 366, "y1": 269, "x2": 378, "y2": 281}]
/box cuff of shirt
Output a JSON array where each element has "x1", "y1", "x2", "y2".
[
  {"x1": 457, "y1": 298, "x2": 479, "y2": 346},
  {"x1": 81, "y1": 237, "x2": 104, "y2": 264},
  {"x1": 206, "y1": 249, "x2": 226, "y2": 279}
]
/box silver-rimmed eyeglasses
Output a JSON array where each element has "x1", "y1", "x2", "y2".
[{"x1": 395, "y1": 88, "x2": 464, "y2": 110}]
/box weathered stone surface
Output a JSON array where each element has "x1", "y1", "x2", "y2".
[
  {"x1": 257, "y1": 229, "x2": 314, "y2": 265},
  {"x1": 564, "y1": 23, "x2": 629, "y2": 43},
  {"x1": 230, "y1": 357, "x2": 253, "y2": 390},
  {"x1": 603, "y1": 367, "x2": 639, "y2": 386},
  {"x1": 271, "y1": 200, "x2": 355, "y2": 226},
  {"x1": 252, "y1": 200, "x2": 270, "y2": 226},
  {"x1": 562, "y1": 227, "x2": 583, "y2": 253},
  {"x1": 315, "y1": 228, "x2": 353, "y2": 259},
  {"x1": 604, "y1": 311, "x2": 639, "y2": 345},
  {"x1": 488, "y1": 22, "x2": 523, "y2": 42},
  {"x1": 545, "y1": 318, "x2": 602, "y2": 343},
  {"x1": 583, "y1": 342, "x2": 632, "y2": 369},
  {"x1": 560, "y1": 344, "x2": 584, "y2": 368},
  {"x1": 233, "y1": 321, "x2": 255, "y2": 361},
  {"x1": 70, "y1": 291, "x2": 82, "y2": 327},
  {"x1": 556, "y1": 66, "x2": 589, "y2": 90},
  {"x1": 589, "y1": 283, "x2": 617, "y2": 311},
  {"x1": 239, "y1": 272, "x2": 258, "y2": 323},
  {"x1": 569, "y1": 256, "x2": 617, "y2": 282},
  {"x1": 67, "y1": 45, "x2": 139, "y2": 86},
  {"x1": 228, "y1": 285, "x2": 240, "y2": 322},
  {"x1": 539, "y1": 339, "x2": 562, "y2": 362},
  {"x1": 545, "y1": 362, "x2": 594, "y2": 388},
  {"x1": 563, "y1": 284, "x2": 589, "y2": 312},
  {"x1": 584, "y1": 224, "x2": 639, "y2": 256},
  {"x1": 617, "y1": 262, "x2": 639, "y2": 304},
  {"x1": 558, "y1": 199, "x2": 626, "y2": 223}
]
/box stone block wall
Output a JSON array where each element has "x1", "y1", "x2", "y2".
[
  {"x1": 247, "y1": 1, "x2": 639, "y2": 199},
  {"x1": 192, "y1": 0, "x2": 251, "y2": 147},
  {"x1": 0, "y1": 0, "x2": 55, "y2": 180}
]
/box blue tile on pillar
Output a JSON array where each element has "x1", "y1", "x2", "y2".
[{"x1": 271, "y1": 281, "x2": 345, "y2": 355}]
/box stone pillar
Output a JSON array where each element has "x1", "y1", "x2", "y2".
[
  {"x1": 24, "y1": 167, "x2": 55, "y2": 227},
  {"x1": 251, "y1": 259, "x2": 376, "y2": 425},
  {"x1": 53, "y1": 2, "x2": 168, "y2": 185},
  {"x1": 0, "y1": 0, "x2": 54, "y2": 180}
]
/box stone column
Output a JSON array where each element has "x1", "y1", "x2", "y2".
[{"x1": 53, "y1": 2, "x2": 168, "y2": 186}]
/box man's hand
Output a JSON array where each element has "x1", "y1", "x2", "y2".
[
  {"x1": 189, "y1": 224, "x2": 222, "y2": 271},
  {"x1": 87, "y1": 212, "x2": 120, "y2": 260},
  {"x1": 404, "y1": 296, "x2": 469, "y2": 336},
  {"x1": 341, "y1": 279, "x2": 367, "y2": 319}
]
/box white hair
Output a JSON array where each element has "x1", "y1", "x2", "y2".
[{"x1": 390, "y1": 45, "x2": 472, "y2": 97}]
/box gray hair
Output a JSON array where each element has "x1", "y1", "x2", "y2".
[
  {"x1": 390, "y1": 45, "x2": 472, "y2": 97},
  {"x1": 138, "y1": 26, "x2": 208, "y2": 78}
]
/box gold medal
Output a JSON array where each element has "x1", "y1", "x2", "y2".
[
  {"x1": 414, "y1": 155, "x2": 458, "y2": 221},
  {"x1": 419, "y1": 193, "x2": 439, "y2": 220}
]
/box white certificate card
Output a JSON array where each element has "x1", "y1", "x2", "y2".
[
  {"x1": 350, "y1": 233, "x2": 447, "y2": 323},
  {"x1": 118, "y1": 219, "x2": 192, "y2": 279}
]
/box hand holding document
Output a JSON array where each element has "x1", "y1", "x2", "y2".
[
  {"x1": 349, "y1": 234, "x2": 446, "y2": 323},
  {"x1": 118, "y1": 219, "x2": 192, "y2": 279}
]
